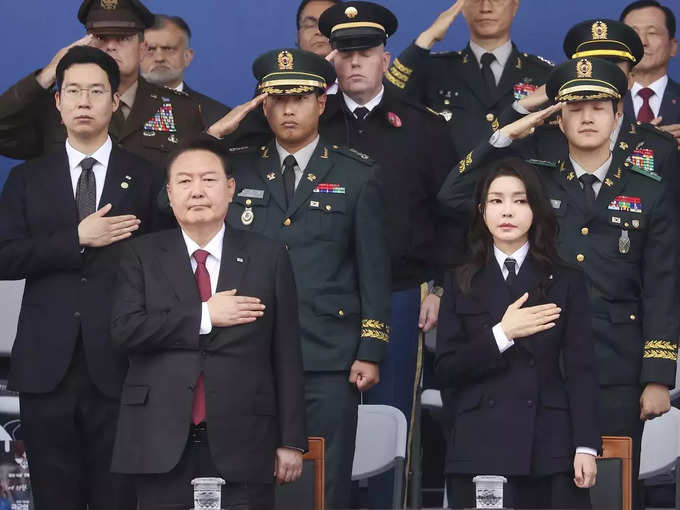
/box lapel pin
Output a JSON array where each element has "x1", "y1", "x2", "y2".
[
  {"x1": 261, "y1": 146, "x2": 270, "y2": 159},
  {"x1": 150, "y1": 94, "x2": 158, "y2": 99},
  {"x1": 143, "y1": 130, "x2": 156, "y2": 137},
  {"x1": 120, "y1": 182, "x2": 129, "y2": 189},
  {"x1": 125, "y1": 175, "x2": 132, "y2": 181},
  {"x1": 321, "y1": 147, "x2": 329, "y2": 159},
  {"x1": 168, "y1": 134, "x2": 179, "y2": 144},
  {"x1": 266, "y1": 172, "x2": 276, "y2": 181},
  {"x1": 566, "y1": 171, "x2": 575, "y2": 181},
  {"x1": 619, "y1": 142, "x2": 628, "y2": 150},
  {"x1": 605, "y1": 178, "x2": 613, "y2": 187},
  {"x1": 307, "y1": 173, "x2": 316, "y2": 182},
  {"x1": 236, "y1": 257, "x2": 244, "y2": 263}
]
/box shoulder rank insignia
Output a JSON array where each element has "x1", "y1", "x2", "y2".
[
  {"x1": 228, "y1": 145, "x2": 256, "y2": 154},
  {"x1": 534, "y1": 54, "x2": 555, "y2": 66},
  {"x1": 526, "y1": 159, "x2": 557, "y2": 168},
  {"x1": 330, "y1": 145, "x2": 375, "y2": 165}
]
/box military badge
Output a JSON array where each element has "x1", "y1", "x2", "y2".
[
  {"x1": 576, "y1": 59, "x2": 593, "y2": 78},
  {"x1": 266, "y1": 172, "x2": 277, "y2": 181},
  {"x1": 120, "y1": 182, "x2": 128, "y2": 189},
  {"x1": 313, "y1": 183, "x2": 346, "y2": 194},
  {"x1": 619, "y1": 142, "x2": 628, "y2": 151},
  {"x1": 513, "y1": 82, "x2": 537, "y2": 101},
  {"x1": 277, "y1": 51, "x2": 294, "y2": 70},
  {"x1": 101, "y1": 0, "x2": 118, "y2": 9},
  {"x1": 619, "y1": 230, "x2": 630, "y2": 254},
  {"x1": 604, "y1": 178, "x2": 614, "y2": 187},
  {"x1": 168, "y1": 134, "x2": 179, "y2": 144},
  {"x1": 386, "y1": 112, "x2": 402, "y2": 128},
  {"x1": 567, "y1": 172, "x2": 575, "y2": 181},
  {"x1": 632, "y1": 219, "x2": 640, "y2": 229},
  {"x1": 592, "y1": 21, "x2": 608, "y2": 40},
  {"x1": 608, "y1": 195, "x2": 642, "y2": 213},
  {"x1": 345, "y1": 6, "x2": 358, "y2": 18},
  {"x1": 144, "y1": 103, "x2": 177, "y2": 133},
  {"x1": 307, "y1": 173, "x2": 317, "y2": 182},
  {"x1": 441, "y1": 110, "x2": 453, "y2": 122},
  {"x1": 241, "y1": 208, "x2": 254, "y2": 226},
  {"x1": 309, "y1": 200, "x2": 320, "y2": 208},
  {"x1": 238, "y1": 188, "x2": 265, "y2": 199},
  {"x1": 627, "y1": 148, "x2": 654, "y2": 173},
  {"x1": 611, "y1": 216, "x2": 621, "y2": 224},
  {"x1": 550, "y1": 199, "x2": 561, "y2": 209}
]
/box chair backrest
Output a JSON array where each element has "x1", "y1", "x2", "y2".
[
  {"x1": 275, "y1": 437, "x2": 325, "y2": 510},
  {"x1": 640, "y1": 407, "x2": 680, "y2": 479},
  {"x1": 351, "y1": 404, "x2": 407, "y2": 480},
  {"x1": 590, "y1": 436, "x2": 632, "y2": 510},
  {"x1": 669, "y1": 360, "x2": 680, "y2": 401}
]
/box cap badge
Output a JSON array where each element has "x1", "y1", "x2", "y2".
[
  {"x1": 592, "y1": 21, "x2": 608, "y2": 40},
  {"x1": 100, "y1": 0, "x2": 118, "y2": 9},
  {"x1": 277, "y1": 51, "x2": 294, "y2": 71},
  {"x1": 576, "y1": 59, "x2": 593, "y2": 78},
  {"x1": 345, "y1": 6, "x2": 359, "y2": 19}
]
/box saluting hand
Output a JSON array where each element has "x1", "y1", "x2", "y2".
[
  {"x1": 207, "y1": 289, "x2": 265, "y2": 327},
  {"x1": 650, "y1": 117, "x2": 680, "y2": 148},
  {"x1": 499, "y1": 102, "x2": 562, "y2": 140},
  {"x1": 500, "y1": 292, "x2": 561, "y2": 340},
  {"x1": 37, "y1": 34, "x2": 96, "y2": 89},
  {"x1": 78, "y1": 203, "x2": 140, "y2": 248},
  {"x1": 517, "y1": 84, "x2": 549, "y2": 113},
  {"x1": 416, "y1": 0, "x2": 467, "y2": 50},
  {"x1": 206, "y1": 93, "x2": 268, "y2": 139}
]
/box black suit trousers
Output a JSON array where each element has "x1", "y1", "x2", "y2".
[{"x1": 19, "y1": 339, "x2": 135, "y2": 510}]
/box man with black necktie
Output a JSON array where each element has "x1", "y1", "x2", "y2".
[
  {"x1": 0, "y1": 46, "x2": 168, "y2": 510},
  {"x1": 384, "y1": 0, "x2": 554, "y2": 156}
]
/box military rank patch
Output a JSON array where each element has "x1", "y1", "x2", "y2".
[
  {"x1": 144, "y1": 103, "x2": 177, "y2": 133},
  {"x1": 513, "y1": 82, "x2": 537, "y2": 101},
  {"x1": 313, "y1": 183, "x2": 345, "y2": 194},
  {"x1": 608, "y1": 195, "x2": 642, "y2": 213},
  {"x1": 643, "y1": 340, "x2": 678, "y2": 361},
  {"x1": 361, "y1": 319, "x2": 390, "y2": 343}
]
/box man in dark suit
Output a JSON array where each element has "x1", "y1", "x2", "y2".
[
  {"x1": 0, "y1": 0, "x2": 205, "y2": 168},
  {"x1": 110, "y1": 138, "x2": 307, "y2": 510},
  {"x1": 141, "y1": 14, "x2": 230, "y2": 127},
  {"x1": 384, "y1": 0, "x2": 554, "y2": 156},
  {"x1": 621, "y1": 1, "x2": 680, "y2": 146},
  {"x1": 0, "y1": 46, "x2": 167, "y2": 510}
]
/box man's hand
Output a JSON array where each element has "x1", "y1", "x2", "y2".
[
  {"x1": 500, "y1": 292, "x2": 561, "y2": 340},
  {"x1": 37, "y1": 35, "x2": 95, "y2": 89},
  {"x1": 207, "y1": 289, "x2": 265, "y2": 327},
  {"x1": 415, "y1": 0, "x2": 467, "y2": 50},
  {"x1": 78, "y1": 203, "x2": 140, "y2": 247},
  {"x1": 650, "y1": 117, "x2": 680, "y2": 148},
  {"x1": 517, "y1": 84, "x2": 549, "y2": 113},
  {"x1": 274, "y1": 447, "x2": 303, "y2": 485},
  {"x1": 349, "y1": 360, "x2": 380, "y2": 391},
  {"x1": 640, "y1": 382, "x2": 671, "y2": 420},
  {"x1": 325, "y1": 49, "x2": 339, "y2": 64},
  {"x1": 206, "y1": 93, "x2": 268, "y2": 139},
  {"x1": 499, "y1": 102, "x2": 562, "y2": 140},
  {"x1": 419, "y1": 294, "x2": 440, "y2": 332},
  {"x1": 573, "y1": 453, "x2": 597, "y2": 488}
]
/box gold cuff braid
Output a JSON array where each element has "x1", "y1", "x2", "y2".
[
  {"x1": 643, "y1": 340, "x2": 678, "y2": 361},
  {"x1": 361, "y1": 319, "x2": 390, "y2": 343}
]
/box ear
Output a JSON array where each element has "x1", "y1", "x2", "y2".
[
  {"x1": 54, "y1": 91, "x2": 62, "y2": 113},
  {"x1": 165, "y1": 182, "x2": 173, "y2": 209},
  {"x1": 184, "y1": 48, "x2": 195, "y2": 67},
  {"x1": 671, "y1": 38, "x2": 678, "y2": 58},
  {"x1": 382, "y1": 50, "x2": 391, "y2": 73},
  {"x1": 557, "y1": 112, "x2": 565, "y2": 135},
  {"x1": 318, "y1": 93, "x2": 328, "y2": 115},
  {"x1": 512, "y1": 0, "x2": 520, "y2": 17},
  {"x1": 112, "y1": 91, "x2": 120, "y2": 113},
  {"x1": 225, "y1": 176, "x2": 236, "y2": 202}
]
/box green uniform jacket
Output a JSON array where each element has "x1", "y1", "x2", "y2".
[
  {"x1": 227, "y1": 137, "x2": 392, "y2": 372},
  {"x1": 437, "y1": 138, "x2": 680, "y2": 387},
  {"x1": 0, "y1": 72, "x2": 204, "y2": 168},
  {"x1": 385, "y1": 41, "x2": 554, "y2": 157}
]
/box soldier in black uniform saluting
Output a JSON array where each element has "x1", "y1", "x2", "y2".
[{"x1": 437, "y1": 57, "x2": 679, "y2": 510}]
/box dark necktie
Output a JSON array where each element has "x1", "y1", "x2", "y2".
[
  {"x1": 579, "y1": 174, "x2": 599, "y2": 211},
  {"x1": 637, "y1": 87, "x2": 655, "y2": 124},
  {"x1": 354, "y1": 106, "x2": 370, "y2": 121},
  {"x1": 192, "y1": 249, "x2": 211, "y2": 425},
  {"x1": 504, "y1": 258, "x2": 517, "y2": 288},
  {"x1": 481, "y1": 52, "x2": 497, "y2": 95},
  {"x1": 76, "y1": 157, "x2": 97, "y2": 220},
  {"x1": 283, "y1": 154, "x2": 297, "y2": 208}
]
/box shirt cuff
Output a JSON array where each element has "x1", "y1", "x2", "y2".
[
  {"x1": 512, "y1": 100, "x2": 531, "y2": 115},
  {"x1": 575, "y1": 446, "x2": 597, "y2": 457},
  {"x1": 489, "y1": 130, "x2": 513, "y2": 148},
  {"x1": 282, "y1": 446, "x2": 305, "y2": 453},
  {"x1": 199, "y1": 302, "x2": 212, "y2": 335},
  {"x1": 492, "y1": 323, "x2": 514, "y2": 353}
]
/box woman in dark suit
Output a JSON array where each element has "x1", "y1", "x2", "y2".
[{"x1": 435, "y1": 157, "x2": 601, "y2": 509}]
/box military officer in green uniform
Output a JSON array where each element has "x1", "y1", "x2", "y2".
[
  {"x1": 223, "y1": 48, "x2": 391, "y2": 509},
  {"x1": 0, "y1": 0, "x2": 205, "y2": 168},
  {"x1": 437, "y1": 57, "x2": 679, "y2": 510},
  {"x1": 384, "y1": 0, "x2": 554, "y2": 157}
]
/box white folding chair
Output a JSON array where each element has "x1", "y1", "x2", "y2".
[
  {"x1": 639, "y1": 407, "x2": 680, "y2": 510},
  {"x1": 352, "y1": 404, "x2": 407, "y2": 508}
]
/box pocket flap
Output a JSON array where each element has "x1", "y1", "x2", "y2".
[
  {"x1": 308, "y1": 197, "x2": 347, "y2": 214},
  {"x1": 314, "y1": 293, "x2": 360, "y2": 317},
  {"x1": 121, "y1": 385, "x2": 149, "y2": 405},
  {"x1": 607, "y1": 302, "x2": 640, "y2": 324},
  {"x1": 233, "y1": 189, "x2": 270, "y2": 207}
]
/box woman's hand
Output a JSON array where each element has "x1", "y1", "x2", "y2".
[{"x1": 500, "y1": 292, "x2": 561, "y2": 339}]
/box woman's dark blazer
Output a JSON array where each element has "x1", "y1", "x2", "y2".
[{"x1": 435, "y1": 255, "x2": 601, "y2": 476}]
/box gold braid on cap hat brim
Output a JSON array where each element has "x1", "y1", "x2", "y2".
[
  {"x1": 259, "y1": 85, "x2": 318, "y2": 95},
  {"x1": 331, "y1": 21, "x2": 386, "y2": 33}
]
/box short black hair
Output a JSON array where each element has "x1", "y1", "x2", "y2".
[
  {"x1": 621, "y1": 0, "x2": 676, "y2": 38},
  {"x1": 56, "y1": 45, "x2": 120, "y2": 95},
  {"x1": 296, "y1": 0, "x2": 340, "y2": 30},
  {"x1": 166, "y1": 138, "x2": 233, "y2": 179},
  {"x1": 151, "y1": 14, "x2": 192, "y2": 40}
]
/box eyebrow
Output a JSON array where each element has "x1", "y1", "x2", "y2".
[{"x1": 62, "y1": 82, "x2": 107, "y2": 87}]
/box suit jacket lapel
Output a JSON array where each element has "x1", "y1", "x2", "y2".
[
  {"x1": 288, "y1": 140, "x2": 334, "y2": 217},
  {"x1": 99, "y1": 146, "x2": 126, "y2": 211},
  {"x1": 48, "y1": 149, "x2": 79, "y2": 225},
  {"x1": 593, "y1": 146, "x2": 628, "y2": 215},
  {"x1": 216, "y1": 225, "x2": 248, "y2": 293},
  {"x1": 159, "y1": 229, "x2": 200, "y2": 303},
  {"x1": 458, "y1": 46, "x2": 494, "y2": 108},
  {"x1": 624, "y1": 91, "x2": 636, "y2": 120},
  {"x1": 659, "y1": 79, "x2": 680, "y2": 122},
  {"x1": 256, "y1": 141, "x2": 287, "y2": 211},
  {"x1": 478, "y1": 258, "x2": 511, "y2": 324}
]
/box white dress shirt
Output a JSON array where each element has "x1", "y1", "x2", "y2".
[
  {"x1": 469, "y1": 39, "x2": 513, "y2": 85},
  {"x1": 275, "y1": 135, "x2": 320, "y2": 189},
  {"x1": 174, "y1": 82, "x2": 185, "y2": 92},
  {"x1": 570, "y1": 154, "x2": 612, "y2": 197},
  {"x1": 65, "y1": 137, "x2": 112, "y2": 209},
  {"x1": 490, "y1": 241, "x2": 596, "y2": 457},
  {"x1": 181, "y1": 224, "x2": 225, "y2": 335},
  {"x1": 343, "y1": 86, "x2": 385, "y2": 118},
  {"x1": 631, "y1": 75, "x2": 668, "y2": 120}
]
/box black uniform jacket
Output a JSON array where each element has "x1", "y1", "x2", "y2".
[
  {"x1": 435, "y1": 259, "x2": 601, "y2": 476},
  {"x1": 226, "y1": 138, "x2": 392, "y2": 371},
  {"x1": 0, "y1": 72, "x2": 205, "y2": 167},
  {"x1": 386, "y1": 41, "x2": 554, "y2": 157},
  {"x1": 0, "y1": 145, "x2": 167, "y2": 397},
  {"x1": 110, "y1": 226, "x2": 307, "y2": 483},
  {"x1": 437, "y1": 139, "x2": 680, "y2": 387}
]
